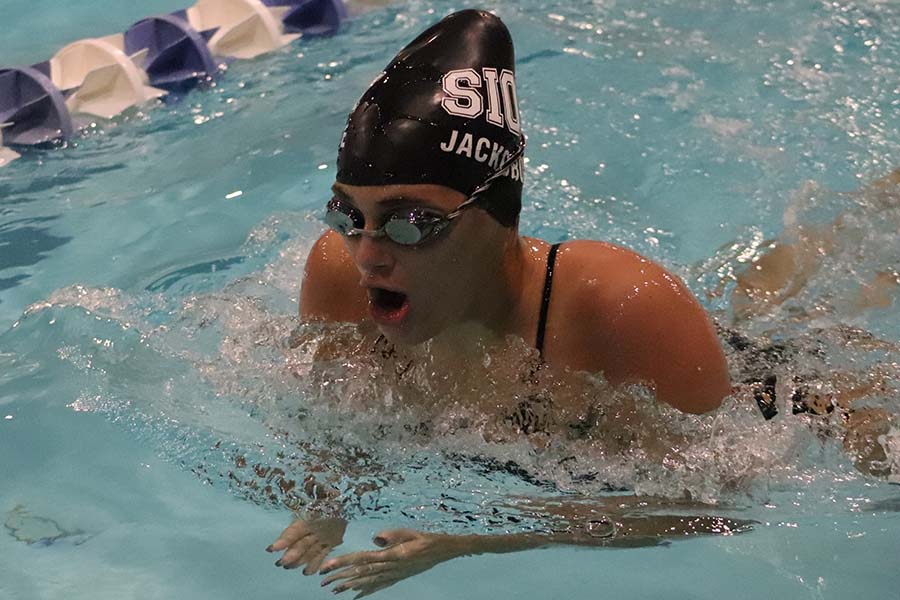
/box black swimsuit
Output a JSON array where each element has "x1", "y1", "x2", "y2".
[
  {"x1": 506, "y1": 242, "x2": 601, "y2": 440},
  {"x1": 721, "y1": 327, "x2": 827, "y2": 420},
  {"x1": 535, "y1": 243, "x2": 561, "y2": 356}
]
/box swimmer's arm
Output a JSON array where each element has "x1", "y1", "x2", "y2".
[
  {"x1": 568, "y1": 259, "x2": 731, "y2": 414},
  {"x1": 455, "y1": 512, "x2": 748, "y2": 552},
  {"x1": 299, "y1": 230, "x2": 368, "y2": 322},
  {"x1": 318, "y1": 515, "x2": 753, "y2": 594}
]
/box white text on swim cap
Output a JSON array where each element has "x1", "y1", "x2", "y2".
[
  {"x1": 441, "y1": 68, "x2": 521, "y2": 134},
  {"x1": 439, "y1": 129, "x2": 523, "y2": 182}
]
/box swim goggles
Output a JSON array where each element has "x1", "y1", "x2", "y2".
[{"x1": 325, "y1": 136, "x2": 526, "y2": 247}]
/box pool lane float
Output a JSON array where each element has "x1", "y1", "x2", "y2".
[
  {"x1": 261, "y1": 0, "x2": 348, "y2": 36},
  {"x1": 124, "y1": 14, "x2": 219, "y2": 93},
  {"x1": 37, "y1": 36, "x2": 167, "y2": 119},
  {"x1": 0, "y1": 0, "x2": 348, "y2": 166},
  {"x1": 0, "y1": 66, "x2": 74, "y2": 146},
  {"x1": 0, "y1": 124, "x2": 21, "y2": 167},
  {"x1": 183, "y1": 0, "x2": 301, "y2": 59}
]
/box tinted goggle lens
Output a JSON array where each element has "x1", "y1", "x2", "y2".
[
  {"x1": 325, "y1": 198, "x2": 364, "y2": 231},
  {"x1": 384, "y1": 218, "x2": 427, "y2": 245},
  {"x1": 324, "y1": 206, "x2": 358, "y2": 235}
]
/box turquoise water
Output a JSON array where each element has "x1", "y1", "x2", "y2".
[{"x1": 2, "y1": 0, "x2": 900, "y2": 598}]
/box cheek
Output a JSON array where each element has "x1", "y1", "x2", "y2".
[{"x1": 407, "y1": 249, "x2": 469, "y2": 302}]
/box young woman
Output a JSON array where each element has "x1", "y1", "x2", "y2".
[
  {"x1": 301, "y1": 9, "x2": 730, "y2": 414},
  {"x1": 268, "y1": 9, "x2": 736, "y2": 595}
]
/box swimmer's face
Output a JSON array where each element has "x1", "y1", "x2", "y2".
[{"x1": 331, "y1": 182, "x2": 506, "y2": 344}]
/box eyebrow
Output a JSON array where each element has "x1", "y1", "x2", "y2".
[{"x1": 330, "y1": 185, "x2": 445, "y2": 213}]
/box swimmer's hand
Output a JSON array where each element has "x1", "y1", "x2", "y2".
[
  {"x1": 267, "y1": 516, "x2": 347, "y2": 575},
  {"x1": 316, "y1": 515, "x2": 756, "y2": 596},
  {"x1": 316, "y1": 523, "x2": 646, "y2": 596},
  {"x1": 319, "y1": 528, "x2": 466, "y2": 597}
]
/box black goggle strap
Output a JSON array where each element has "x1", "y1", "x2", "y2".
[
  {"x1": 466, "y1": 135, "x2": 526, "y2": 204},
  {"x1": 438, "y1": 136, "x2": 525, "y2": 226}
]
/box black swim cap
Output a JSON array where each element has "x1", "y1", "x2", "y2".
[{"x1": 336, "y1": 9, "x2": 524, "y2": 227}]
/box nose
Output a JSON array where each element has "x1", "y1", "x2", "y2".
[{"x1": 348, "y1": 234, "x2": 395, "y2": 276}]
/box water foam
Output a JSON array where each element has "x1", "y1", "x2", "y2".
[{"x1": 7, "y1": 200, "x2": 895, "y2": 533}]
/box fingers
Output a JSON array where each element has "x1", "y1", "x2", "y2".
[
  {"x1": 321, "y1": 549, "x2": 389, "y2": 575},
  {"x1": 279, "y1": 534, "x2": 321, "y2": 569},
  {"x1": 335, "y1": 573, "x2": 400, "y2": 595},
  {"x1": 267, "y1": 519, "x2": 334, "y2": 572},
  {"x1": 318, "y1": 531, "x2": 430, "y2": 597},
  {"x1": 267, "y1": 520, "x2": 312, "y2": 553},
  {"x1": 321, "y1": 561, "x2": 391, "y2": 587},
  {"x1": 328, "y1": 569, "x2": 401, "y2": 596},
  {"x1": 303, "y1": 543, "x2": 333, "y2": 576}
]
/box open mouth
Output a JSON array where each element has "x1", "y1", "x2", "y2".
[
  {"x1": 371, "y1": 288, "x2": 407, "y2": 311},
  {"x1": 368, "y1": 287, "x2": 410, "y2": 324}
]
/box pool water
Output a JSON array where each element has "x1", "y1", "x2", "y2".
[{"x1": 2, "y1": 0, "x2": 899, "y2": 598}]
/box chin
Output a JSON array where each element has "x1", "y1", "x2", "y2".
[{"x1": 376, "y1": 321, "x2": 442, "y2": 347}]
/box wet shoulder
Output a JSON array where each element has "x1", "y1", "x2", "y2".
[
  {"x1": 553, "y1": 240, "x2": 674, "y2": 308},
  {"x1": 544, "y1": 240, "x2": 695, "y2": 367},
  {"x1": 300, "y1": 230, "x2": 368, "y2": 322},
  {"x1": 546, "y1": 240, "x2": 730, "y2": 412}
]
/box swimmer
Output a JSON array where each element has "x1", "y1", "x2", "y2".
[
  {"x1": 302, "y1": 9, "x2": 731, "y2": 415},
  {"x1": 725, "y1": 325, "x2": 897, "y2": 477},
  {"x1": 268, "y1": 9, "x2": 739, "y2": 594},
  {"x1": 722, "y1": 168, "x2": 900, "y2": 476},
  {"x1": 730, "y1": 168, "x2": 900, "y2": 322}
]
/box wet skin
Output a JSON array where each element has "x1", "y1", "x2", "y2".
[
  {"x1": 268, "y1": 505, "x2": 754, "y2": 597},
  {"x1": 726, "y1": 168, "x2": 900, "y2": 476},
  {"x1": 302, "y1": 182, "x2": 732, "y2": 414},
  {"x1": 730, "y1": 167, "x2": 900, "y2": 321},
  {"x1": 279, "y1": 181, "x2": 734, "y2": 595},
  {"x1": 270, "y1": 173, "x2": 900, "y2": 594}
]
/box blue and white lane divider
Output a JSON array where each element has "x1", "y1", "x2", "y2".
[
  {"x1": 0, "y1": 66, "x2": 75, "y2": 145},
  {"x1": 262, "y1": 0, "x2": 348, "y2": 36},
  {"x1": 182, "y1": 0, "x2": 301, "y2": 60},
  {"x1": 38, "y1": 35, "x2": 167, "y2": 120},
  {"x1": 124, "y1": 14, "x2": 218, "y2": 94},
  {"x1": 0, "y1": 0, "x2": 347, "y2": 166},
  {"x1": 0, "y1": 124, "x2": 20, "y2": 167}
]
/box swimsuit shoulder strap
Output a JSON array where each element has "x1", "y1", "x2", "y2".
[{"x1": 535, "y1": 242, "x2": 562, "y2": 356}]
